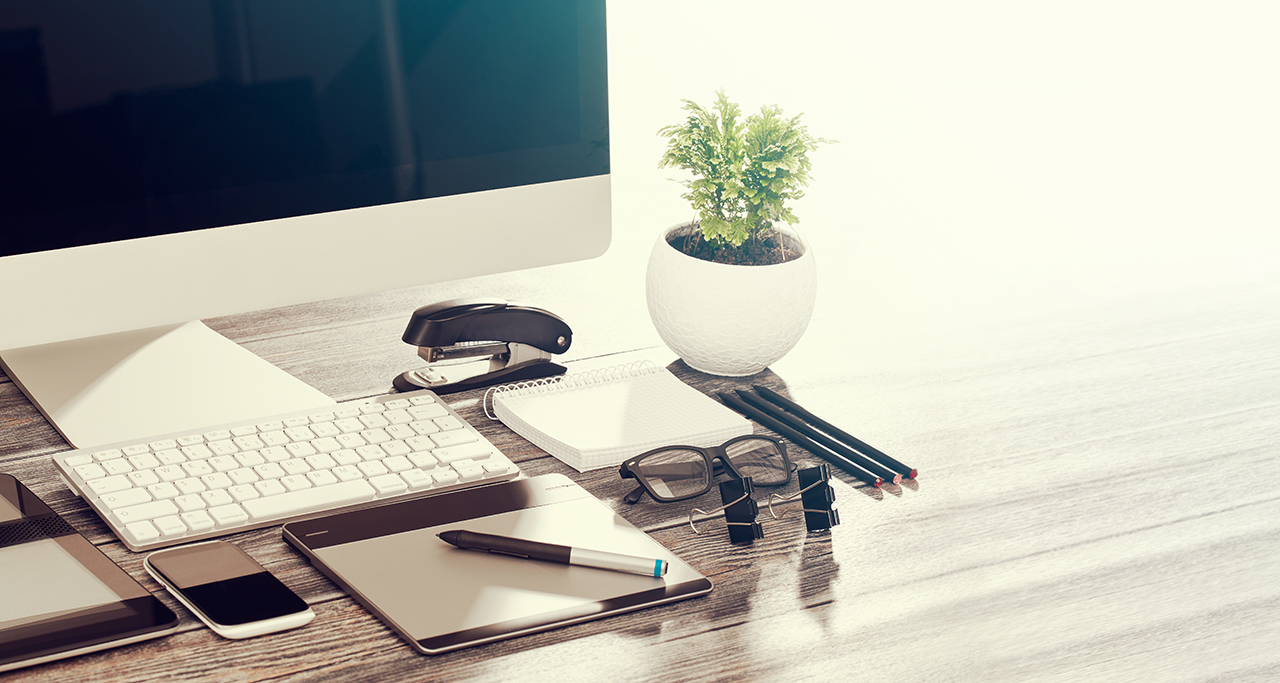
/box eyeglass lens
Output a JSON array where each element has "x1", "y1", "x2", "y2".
[
  {"x1": 631, "y1": 448, "x2": 710, "y2": 500},
  {"x1": 724, "y1": 437, "x2": 788, "y2": 486}
]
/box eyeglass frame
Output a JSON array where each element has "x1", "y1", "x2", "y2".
[{"x1": 618, "y1": 434, "x2": 793, "y2": 505}]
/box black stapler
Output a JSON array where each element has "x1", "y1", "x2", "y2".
[{"x1": 392, "y1": 299, "x2": 572, "y2": 395}]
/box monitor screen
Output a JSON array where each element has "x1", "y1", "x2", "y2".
[{"x1": 1, "y1": 0, "x2": 608, "y2": 257}]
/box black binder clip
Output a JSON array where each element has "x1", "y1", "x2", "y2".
[
  {"x1": 768, "y1": 464, "x2": 840, "y2": 532},
  {"x1": 688, "y1": 477, "x2": 764, "y2": 545}
]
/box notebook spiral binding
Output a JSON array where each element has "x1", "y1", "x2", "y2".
[{"x1": 483, "y1": 360, "x2": 659, "y2": 420}]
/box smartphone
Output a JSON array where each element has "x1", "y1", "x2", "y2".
[{"x1": 144, "y1": 541, "x2": 314, "y2": 639}]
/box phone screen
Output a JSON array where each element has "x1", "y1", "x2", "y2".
[{"x1": 147, "y1": 542, "x2": 307, "y2": 627}]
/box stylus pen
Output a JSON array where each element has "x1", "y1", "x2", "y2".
[
  {"x1": 754, "y1": 385, "x2": 918, "y2": 479},
  {"x1": 717, "y1": 392, "x2": 884, "y2": 488},
  {"x1": 437, "y1": 530, "x2": 669, "y2": 578},
  {"x1": 733, "y1": 390, "x2": 901, "y2": 485}
]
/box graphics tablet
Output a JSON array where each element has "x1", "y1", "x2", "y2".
[
  {"x1": 0, "y1": 474, "x2": 179, "y2": 672},
  {"x1": 283, "y1": 473, "x2": 712, "y2": 654}
]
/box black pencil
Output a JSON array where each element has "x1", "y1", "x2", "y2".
[
  {"x1": 753, "y1": 385, "x2": 917, "y2": 479},
  {"x1": 717, "y1": 392, "x2": 883, "y2": 488},
  {"x1": 734, "y1": 390, "x2": 902, "y2": 486}
]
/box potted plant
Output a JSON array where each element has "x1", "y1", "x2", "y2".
[{"x1": 646, "y1": 91, "x2": 831, "y2": 376}]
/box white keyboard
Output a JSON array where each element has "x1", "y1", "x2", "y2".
[{"x1": 53, "y1": 389, "x2": 520, "y2": 551}]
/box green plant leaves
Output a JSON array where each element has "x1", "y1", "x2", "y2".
[{"x1": 658, "y1": 91, "x2": 830, "y2": 249}]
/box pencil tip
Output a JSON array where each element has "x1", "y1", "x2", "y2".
[{"x1": 908, "y1": 469, "x2": 918, "y2": 479}]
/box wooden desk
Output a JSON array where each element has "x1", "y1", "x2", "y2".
[{"x1": 3, "y1": 246, "x2": 1278, "y2": 682}]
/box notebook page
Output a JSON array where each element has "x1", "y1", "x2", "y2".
[{"x1": 493, "y1": 368, "x2": 750, "y2": 471}]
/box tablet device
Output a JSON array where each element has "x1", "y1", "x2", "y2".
[
  {"x1": 0, "y1": 474, "x2": 179, "y2": 672},
  {"x1": 283, "y1": 473, "x2": 712, "y2": 654}
]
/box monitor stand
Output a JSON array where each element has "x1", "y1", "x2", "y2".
[{"x1": 0, "y1": 321, "x2": 336, "y2": 449}]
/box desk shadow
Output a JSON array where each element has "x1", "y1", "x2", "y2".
[{"x1": 797, "y1": 534, "x2": 840, "y2": 631}]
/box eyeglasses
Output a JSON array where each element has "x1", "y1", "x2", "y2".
[{"x1": 619, "y1": 435, "x2": 792, "y2": 505}]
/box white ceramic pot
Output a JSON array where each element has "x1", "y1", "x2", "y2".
[{"x1": 645, "y1": 222, "x2": 817, "y2": 376}]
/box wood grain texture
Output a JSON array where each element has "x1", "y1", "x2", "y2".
[{"x1": 3, "y1": 270, "x2": 1278, "y2": 682}]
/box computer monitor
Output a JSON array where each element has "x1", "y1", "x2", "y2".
[{"x1": 0, "y1": 0, "x2": 610, "y2": 448}]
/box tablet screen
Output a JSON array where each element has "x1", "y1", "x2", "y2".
[{"x1": 0, "y1": 475, "x2": 178, "y2": 673}]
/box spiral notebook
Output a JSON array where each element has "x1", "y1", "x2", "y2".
[{"x1": 486, "y1": 362, "x2": 751, "y2": 471}]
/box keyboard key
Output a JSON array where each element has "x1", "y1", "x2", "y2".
[
  {"x1": 181, "y1": 460, "x2": 214, "y2": 478},
  {"x1": 155, "y1": 449, "x2": 186, "y2": 465},
  {"x1": 281, "y1": 475, "x2": 312, "y2": 492},
  {"x1": 231, "y1": 425, "x2": 259, "y2": 437},
  {"x1": 306, "y1": 469, "x2": 338, "y2": 488},
  {"x1": 408, "y1": 452, "x2": 439, "y2": 470},
  {"x1": 208, "y1": 504, "x2": 249, "y2": 527},
  {"x1": 432, "y1": 442, "x2": 494, "y2": 464},
  {"x1": 383, "y1": 409, "x2": 413, "y2": 425},
  {"x1": 408, "y1": 403, "x2": 448, "y2": 420},
  {"x1": 175, "y1": 495, "x2": 205, "y2": 512},
  {"x1": 306, "y1": 453, "x2": 337, "y2": 470},
  {"x1": 242, "y1": 480, "x2": 376, "y2": 520},
  {"x1": 102, "y1": 459, "x2": 134, "y2": 476},
  {"x1": 384, "y1": 398, "x2": 410, "y2": 410},
  {"x1": 234, "y1": 435, "x2": 267, "y2": 451},
  {"x1": 200, "y1": 472, "x2": 234, "y2": 490},
  {"x1": 202, "y1": 490, "x2": 234, "y2": 507},
  {"x1": 87, "y1": 475, "x2": 133, "y2": 496},
  {"x1": 181, "y1": 510, "x2": 215, "y2": 532},
  {"x1": 281, "y1": 458, "x2": 312, "y2": 476},
  {"x1": 229, "y1": 485, "x2": 260, "y2": 503},
  {"x1": 155, "y1": 465, "x2": 186, "y2": 482},
  {"x1": 149, "y1": 439, "x2": 179, "y2": 451},
  {"x1": 362, "y1": 428, "x2": 392, "y2": 444},
  {"x1": 181, "y1": 444, "x2": 214, "y2": 460},
  {"x1": 65, "y1": 453, "x2": 94, "y2": 467},
  {"x1": 332, "y1": 465, "x2": 363, "y2": 482},
  {"x1": 383, "y1": 456, "x2": 413, "y2": 473},
  {"x1": 115, "y1": 499, "x2": 180, "y2": 524},
  {"x1": 381, "y1": 437, "x2": 412, "y2": 452},
  {"x1": 430, "y1": 430, "x2": 478, "y2": 448},
  {"x1": 286, "y1": 441, "x2": 318, "y2": 458},
  {"x1": 228, "y1": 468, "x2": 260, "y2": 486},
  {"x1": 126, "y1": 470, "x2": 160, "y2": 487},
  {"x1": 261, "y1": 446, "x2": 291, "y2": 463},
  {"x1": 454, "y1": 462, "x2": 485, "y2": 481},
  {"x1": 207, "y1": 440, "x2": 239, "y2": 457},
  {"x1": 385, "y1": 425, "x2": 417, "y2": 442},
  {"x1": 369, "y1": 473, "x2": 407, "y2": 496},
  {"x1": 100, "y1": 488, "x2": 153, "y2": 511},
  {"x1": 154, "y1": 515, "x2": 187, "y2": 537},
  {"x1": 357, "y1": 460, "x2": 389, "y2": 478},
  {"x1": 432, "y1": 470, "x2": 459, "y2": 486},
  {"x1": 402, "y1": 468, "x2": 434, "y2": 490},
  {"x1": 177, "y1": 434, "x2": 205, "y2": 447},
  {"x1": 359, "y1": 402, "x2": 387, "y2": 414},
  {"x1": 125, "y1": 521, "x2": 160, "y2": 545},
  {"x1": 128, "y1": 453, "x2": 161, "y2": 470},
  {"x1": 260, "y1": 431, "x2": 291, "y2": 447},
  {"x1": 255, "y1": 479, "x2": 287, "y2": 497},
  {"x1": 175, "y1": 477, "x2": 207, "y2": 495},
  {"x1": 254, "y1": 463, "x2": 287, "y2": 480},
  {"x1": 359, "y1": 414, "x2": 390, "y2": 429},
  {"x1": 74, "y1": 463, "x2": 107, "y2": 481},
  {"x1": 209, "y1": 455, "x2": 239, "y2": 472},
  {"x1": 203, "y1": 429, "x2": 231, "y2": 442},
  {"x1": 235, "y1": 451, "x2": 266, "y2": 467},
  {"x1": 93, "y1": 448, "x2": 124, "y2": 462},
  {"x1": 146, "y1": 482, "x2": 181, "y2": 500},
  {"x1": 122, "y1": 444, "x2": 151, "y2": 457},
  {"x1": 285, "y1": 426, "x2": 316, "y2": 441}
]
